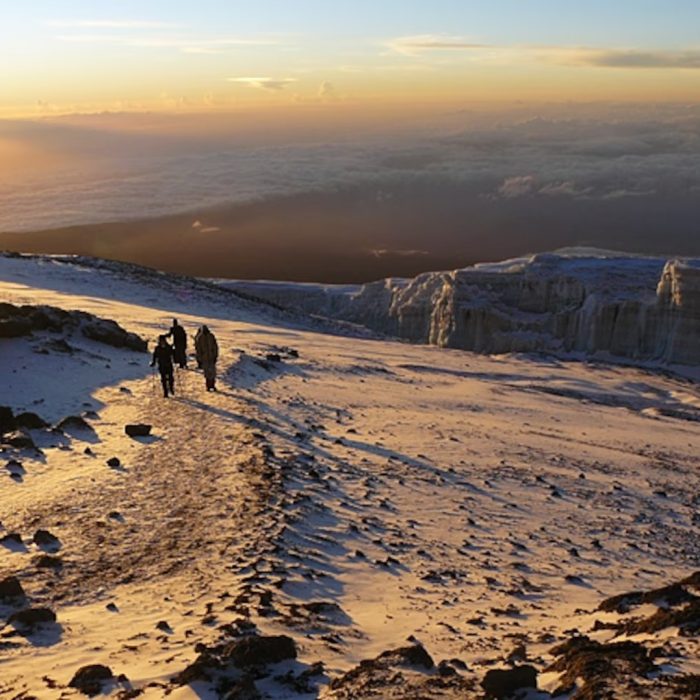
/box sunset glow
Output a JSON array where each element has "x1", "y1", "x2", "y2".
[{"x1": 2, "y1": 1, "x2": 700, "y2": 118}]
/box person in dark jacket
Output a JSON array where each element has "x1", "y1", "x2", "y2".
[
  {"x1": 151, "y1": 335, "x2": 175, "y2": 397},
  {"x1": 166, "y1": 318, "x2": 187, "y2": 369}
]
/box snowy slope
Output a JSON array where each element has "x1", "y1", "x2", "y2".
[
  {"x1": 1, "y1": 253, "x2": 700, "y2": 699},
  {"x1": 224, "y1": 249, "x2": 700, "y2": 366}
]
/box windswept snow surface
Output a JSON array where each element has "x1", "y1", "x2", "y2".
[{"x1": 1, "y1": 254, "x2": 700, "y2": 698}]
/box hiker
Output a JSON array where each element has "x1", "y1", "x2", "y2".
[
  {"x1": 166, "y1": 318, "x2": 187, "y2": 369},
  {"x1": 150, "y1": 335, "x2": 175, "y2": 397},
  {"x1": 195, "y1": 325, "x2": 218, "y2": 391}
]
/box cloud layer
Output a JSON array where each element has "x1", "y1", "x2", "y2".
[{"x1": 2, "y1": 104, "x2": 700, "y2": 262}]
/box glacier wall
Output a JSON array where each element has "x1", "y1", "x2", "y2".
[{"x1": 224, "y1": 252, "x2": 700, "y2": 365}]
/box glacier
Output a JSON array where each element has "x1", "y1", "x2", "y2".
[{"x1": 221, "y1": 250, "x2": 700, "y2": 365}]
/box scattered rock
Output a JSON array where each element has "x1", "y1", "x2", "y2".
[
  {"x1": 0, "y1": 533, "x2": 24, "y2": 548},
  {"x1": 223, "y1": 634, "x2": 297, "y2": 667},
  {"x1": 56, "y1": 415, "x2": 94, "y2": 434},
  {"x1": 0, "y1": 406, "x2": 16, "y2": 434},
  {"x1": 0, "y1": 576, "x2": 26, "y2": 602},
  {"x1": 481, "y1": 665, "x2": 538, "y2": 699},
  {"x1": 125, "y1": 424, "x2": 152, "y2": 438},
  {"x1": 221, "y1": 676, "x2": 261, "y2": 700},
  {"x1": 2, "y1": 429, "x2": 36, "y2": 450},
  {"x1": 33, "y1": 529, "x2": 61, "y2": 550},
  {"x1": 34, "y1": 554, "x2": 63, "y2": 569},
  {"x1": 548, "y1": 636, "x2": 653, "y2": 698},
  {"x1": 69, "y1": 664, "x2": 114, "y2": 696},
  {"x1": 14, "y1": 412, "x2": 48, "y2": 429},
  {"x1": 8, "y1": 607, "x2": 57, "y2": 630}
]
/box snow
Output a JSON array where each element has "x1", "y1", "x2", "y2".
[
  {"x1": 1, "y1": 253, "x2": 700, "y2": 698},
  {"x1": 224, "y1": 248, "x2": 700, "y2": 365}
]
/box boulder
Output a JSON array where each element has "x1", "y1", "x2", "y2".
[
  {"x1": 125, "y1": 423, "x2": 152, "y2": 438},
  {"x1": 222, "y1": 677, "x2": 262, "y2": 700},
  {"x1": 0, "y1": 576, "x2": 26, "y2": 602},
  {"x1": 33, "y1": 529, "x2": 61, "y2": 550},
  {"x1": 0, "y1": 318, "x2": 33, "y2": 338},
  {"x1": 481, "y1": 665, "x2": 538, "y2": 699},
  {"x1": 2, "y1": 429, "x2": 36, "y2": 450},
  {"x1": 107, "y1": 457, "x2": 121, "y2": 468},
  {"x1": 14, "y1": 412, "x2": 48, "y2": 429},
  {"x1": 69, "y1": 664, "x2": 113, "y2": 696},
  {"x1": 222, "y1": 635, "x2": 297, "y2": 667},
  {"x1": 8, "y1": 607, "x2": 57, "y2": 630},
  {"x1": 0, "y1": 406, "x2": 16, "y2": 434},
  {"x1": 56, "y1": 415, "x2": 94, "y2": 434}
]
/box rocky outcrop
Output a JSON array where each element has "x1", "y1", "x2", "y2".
[
  {"x1": 228, "y1": 252, "x2": 700, "y2": 365},
  {"x1": 0, "y1": 302, "x2": 146, "y2": 352}
]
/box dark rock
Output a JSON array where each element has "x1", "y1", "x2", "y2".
[
  {"x1": 5, "y1": 459, "x2": 24, "y2": 474},
  {"x1": 56, "y1": 415, "x2": 94, "y2": 434},
  {"x1": 0, "y1": 575, "x2": 26, "y2": 602},
  {"x1": 265, "y1": 353, "x2": 282, "y2": 363},
  {"x1": 156, "y1": 620, "x2": 172, "y2": 632},
  {"x1": 0, "y1": 318, "x2": 33, "y2": 338},
  {"x1": 69, "y1": 664, "x2": 113, "y2": 696},
  {"x1": 0, "y1": 406, "x2": 16, "y2": 434},
  {"x1": 34, "y1": 554, "x2": 63, "y2": 569},
  {"x1": 33, "y1": 529, "x2": 60, "y2": 549},
  {"x1": 223, "y1": 634, "x2": 297, "y2": 667},
  {"x1": 125, "y1": 424, "x2": 152, "y2": 438},
  {"x1": 2, "y1": 429, "x2": 36, "y2": 449},
  {"x1": 481, "y1": 665, "x2": 538, "y2": 699},
  {"x1": 82, "y1": 320, "x2": 147, "y2": 352},
  {"x1": 222, "y1": 677, "x2": 261, "y2": 700},
  {"x1": 107, "y1": 457, "x2": 121, "y2": 468},
  {"x1": 0, "y1": 533, "x2": 24, "y2": 547},
  {"x1": 8, "y1": 607, "x2": 57, "y2": 630},
  {"x1": 14, "y1": 411, "x2": 48, "y2": 429},
  {"x1": 548, "y1": 636, "x2": 653, "y2": 698},
  {"x1": 375, "y1": 644, "x2": 435, "y2": 670}
]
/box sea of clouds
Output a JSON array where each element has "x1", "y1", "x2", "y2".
[{"x1": 2, "y1": 103, "x2": 700, "y2": 255}]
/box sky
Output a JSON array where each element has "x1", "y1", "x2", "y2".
[
  {"x1": 2, "y1": 1, "x2": 700, "y2": 117},
  {"x1": 1, "y1": 2, "x2": 700, "y2": 277}
]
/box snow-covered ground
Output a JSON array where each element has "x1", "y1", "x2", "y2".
[{"x1": 1, "y1": 254, "x2": 700, "y2": 698}]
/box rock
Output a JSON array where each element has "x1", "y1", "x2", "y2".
[
  {"x1": 0, "y1": 533, "x2": 24, "y2": 547},
  {"x1": 375, "y1": 644, "x2": 435, "y2": 669},
  {"x1": 481, "y1": 665, "x2": 538, "y2": 699},
  {"x1": 34, "y1": 554, "x2": 63, "y2": 569},
  {"x1": 2, "y1": 429, "x2": 36, "y2": 450},
  {"x1": 223, "y1": 635, "x2": 297, "y2": 667},
  {"x1": 14, "y1": 412, "x2": 48, "y2": 429},
  {"x1": 125, "y1": 424, "x2": 152, "y2": 438},
  {"x1": 5, "y1": 459, "x2": 24, "y2": 474},
  {"x1": 69, "y1": 664, "x2": 113, "y2": 696},
  {"x1": 0, "y1": 406, "x2": 16, "y2": 434},
  {"x1": 33, "y1": 529, "x2": 60, "y2": 549},
  {"x1": 82, "y1": 319, "x2": 147, "y2": 352},
  {"x1": 8, "y1": 607, "x2": 57, "y2": 630},
  {"x1": 56, "y1": 415, "x2": 94, "y2": 433},
  {"x1": 0, "y1": 575, "x2": 26, "y2": 602},
  {"x1": 107, "y1": 457, "x2": 121, "y2": 468},
  {"x1": 222, "y1": 677, "x2": 261, "y2": 700},
  {"x1": 156, "y1": 620, "x2": 172, "y2": 632},
  {"x1": 0, "y1": 318, "x2": 33, "y2": 338}
]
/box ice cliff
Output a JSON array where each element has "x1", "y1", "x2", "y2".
[{"x1": 222, "y1": 251, "x2": 700, "y2": 365}]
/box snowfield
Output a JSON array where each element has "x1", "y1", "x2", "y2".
[{"x1": 1, "y1": 253, "x2": 700, "y2": 699}]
